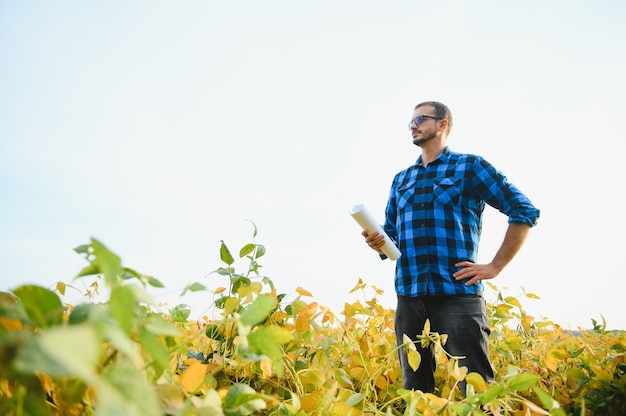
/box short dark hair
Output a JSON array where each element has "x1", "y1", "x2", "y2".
[{"x1": 415, "y1": 101, "x2": 453, "y2": 134}]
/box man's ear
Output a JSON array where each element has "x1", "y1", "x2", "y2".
[{"x1": 439, "y1": 118, "x2": 449, "y2": 133}]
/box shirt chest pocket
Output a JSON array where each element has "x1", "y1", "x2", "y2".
[
  {"x1": 433, "y1": 177, "x2": 463, "y2": 205},
  {"x1": 396, "y1": 179, "x2": 417, "y2": 210}
]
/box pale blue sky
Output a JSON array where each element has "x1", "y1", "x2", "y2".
[{"x1": 1, "y1": 1, "x2": 625, "y2": 329}]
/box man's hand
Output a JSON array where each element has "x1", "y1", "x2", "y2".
[
  {"x1": 453, "y1": 261, "x2": 501, "y2": 286},
  {"x1": 362, "y1": 230, "x2": 385, "y2": 254},
  {"x1": 454, "y1": 222, "x2": 531, "y2": 286}
]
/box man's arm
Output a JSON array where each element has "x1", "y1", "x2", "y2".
[{"x1": 453, "y1": 222, "x2": 531, "y2": 286}]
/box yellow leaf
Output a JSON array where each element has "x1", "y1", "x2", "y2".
[
  {"x1": 375, "y1": 375, "x2": 388, "y2": 389},
  {"x1": 322, "y1": 309, "x2": 335, "y2": 325},
  {"x1": 224, "y1": 297, "x2": 240, "y2": 315},
  {"x1": 298, "y1": 368, "x2": 325, "y2": 389},
  {"x1": 299, "y1": 302, "x2": 318, "y2": 319},
  {"x1": 349, "y1": 366, "x2": 365, "y2": 381},
  {"x1": 0, "y1": 317, "x2": 22, "y2": 331},
  {"x1": 344, "y1": 316, "x2": 356, "y2": 330},
  {"x1": 260, "y1": 359, "x2": 273, "y2": 379},
  {"x1": 154, "y1": 383, "x2": 185, "y2": 415},
  {"x1": 466, "y1": 372, "x2": 489, "y2": 392},
  {"x1": 408, "y1": 349, "x2": 421, "y2": 371},
  {"x1": 269, "y1": 310, "x2": 288, "y2": 322},
  {"x1": 402, "y1": 334, "x2": 416, "y2": 351},
  {"x1": 349, "y1": 278, "x2": 365, "y2": 294},
  {"x1": 504, "y1": 296, "x2": 522, "y2": 308},
  {"x1": 214, "y1": 286, "x2": 226, "y2": 294},
  {"x1": 223, "y1": 321, "x2": 236, "y2": 338},
  {"x1": 56, "y1": 281, "x2": 66, "y2": 296},
  {"x1": 424, "y1": 393, "x2": 448, "y2": 409},
  {"x1": 295, "y1": 315, "x2": 310, "y2": 332},
  {"x1": 451, "y1": 363, "x2": 468, "y2": 381},
  {"x1": 296, "y1": 286, "x2": 313, "y2": 297},
  {"x1": 329, "y1": 403, "x2": 363, "y2": 415},
  {"x1": 544, "y1": 353, "x2": 559, "y2": 373},
  {"x1": 496, "y1": 304, "x2": 513, "y2": 315},
  {"x1": 218, "y1": 387, "x2": 229, "y2": 400},
  {"x1": 238, "y1": 282, "x2": 262, "y2": 298},
  {"x1": 300, "y1": 391, "x2": 323, "y2": 412},
  {"x1": 178, "y1": 361, "x2": 209, "y2": 394}
]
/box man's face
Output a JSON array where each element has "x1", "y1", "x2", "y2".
[{"x1": 409, "y1": 106, "x2": 441, "y2": 147}]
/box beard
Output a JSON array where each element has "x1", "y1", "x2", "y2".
[{"x1": 412, "y1": 130, "x2": 437, "y2": 147}]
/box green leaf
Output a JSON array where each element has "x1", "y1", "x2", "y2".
[
  {"x1": 127, "y1": 284, "x2": 155, "y2": 305},
  {"x1": 138, "y1": 328, "x2": 170, "y2": 369},
  {"x1": 346, "y1": 392, "x2": 364, "y2": 406},
  {"x1": 95, "y1": 320, "x2": 136, "y2": 358},
  {"x1": 533, "y1": 386, "x2": 565, "y2": 414},
  {"x1": 239, "y1": 294, "x2": 277, "y2": 326},
  {"x1": 0, "y1": 291, "x2": 28, "y2": 321},
  {"x1": 181, "y1": 282, "x2": 207, "y2": 296},
  {"x1": 120, "y1": 268, "x2": 164, "y2": 288},
  {"x1": 254, "y1": 244, "x2": 266, "y2": 259},
  {"x1": 479, "y1": 384, "x2": 507, "y2": 404},
  {"x1": 170, "y1": 304, "x2": 191, "y2": 322},
  {"x1": 91, "y1": 238, "x2": 122, "y2": 286},
  {"x1": 22, "y1": 393, "x2": 54, "y2": 416},
  {"x1": 12, "y1": 285, "x2": 64, "y2": 328},
  {"x1": 232, "y1": 275, "x2": 251, "y2": 294},
  {"x1": 215, "y1": 267, "x2": 234, "y2": 276},
  {"x1": 69, "y1": 303, "x2": 101, "y2": 325},
  {"x1": 119, "y1": 267, "x2": 141, "y2": 281},
  {"x1": 73, "y1": 244, "x2": 91, "y2": 256},
  {"x1": 16, "y1": 324, "x2": 100, "y2": 383},
  {"x1": 189, "y1": 389, "x2": 224, "y2": 415},
  {"x1": 220, "y1": 240, "x2": 235, "y2": 265},
  {"x1": 247, "y1": 325, "x2": 293, "y2": 376},
  {"x1": 145, "y1": 276, "x2": 164, "y2": 288},
  {"x1": 239, "y1": 243, "x2": 256, "y2": 258},
  {"x1": 109, "y1": 285, "x2": 137, "y2": 335},
  {"x1": 97, "y1": 360, "x2": 162, "y2": 416},
  {"x1": 262, "y1": 276, "x2": 275, "y2": 291},
  {"x1": 448, "y1": 403, "x2": 473, "y2": 416},
  {"x1": 261, "y1": 324, "x2": 292, "y2": 345},
  {"x1": 246, "y1": 220, "x2": 258, "y2": 239},
  {"x1": 205, "y1": 324, "x2": 224, "y2": 341},
  {"x1": 224, "y1": 384, "x2": 267, "y2": 416},
  {"x1": 505, "y1": 372, "x2": 537, "y2": 391},
  {"x1": 144, "y1": 314, "x2": 182, "y2": 336},
  {"x1": 247, "y1": 330, "x2": 282, "y2": 374},
  {"x1": 75, "y1": 262, "x2": 100, "y2": 278},
  {"x1": 190, "y1": 282, "x2": 208, "y2": 292}
]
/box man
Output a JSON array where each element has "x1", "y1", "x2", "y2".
[{"x1": 362, "y1": 101, "x2": 540, "y2": 393}]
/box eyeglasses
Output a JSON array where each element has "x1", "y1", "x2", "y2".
[{"x1": 408, "y1": 115, "x2": 443, "y2": 130}]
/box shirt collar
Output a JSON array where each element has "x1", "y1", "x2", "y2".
[{"x1": 416, "y1": 146, "x2": 451, "y2": 167}]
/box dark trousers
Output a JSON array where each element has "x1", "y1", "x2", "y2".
[{"x1": 394, "y1": 294, "x2": 494, "y2": 393}]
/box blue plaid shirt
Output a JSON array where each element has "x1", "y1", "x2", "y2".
[{"x1": 382, "y1": 147, "x2": 540, "y2": 297}]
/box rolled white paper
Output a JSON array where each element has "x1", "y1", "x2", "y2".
[{"x1": 349, "y1": 204, "x2": 401, "y2": 261}]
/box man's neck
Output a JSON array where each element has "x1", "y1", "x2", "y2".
[{"x1": 420, "y1": 142, "x2": 446, "y2": 167}]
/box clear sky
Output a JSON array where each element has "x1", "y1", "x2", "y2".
[{"x1": 1, "y1": 1, "x2": 625, "y2": 330}]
